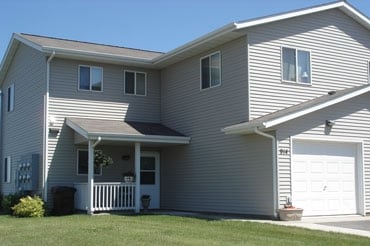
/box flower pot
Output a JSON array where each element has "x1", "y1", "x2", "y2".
[
  {"x1": 278, "y1": 208, "x2": 303, "y2": 221},
  {"x1": 124, "y1": 176, "x2": 134, "y2": 183},
  {"x1": 141, "y1": 197, "x2": 151, "y2": 210}
]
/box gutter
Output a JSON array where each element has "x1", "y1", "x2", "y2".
[
  {"x1": 43, "y1": 51, "x2": 55, "y2": 202},
  {"x1": 253, "y1": 128, "x2": 279, "y2": 218}
]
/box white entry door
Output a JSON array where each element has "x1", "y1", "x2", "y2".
[
  {"x1": 292, "y1": 140, "x2": 357, "y2": 216},
  {"x1": 140, "y1": 152, "x2": 160, "y2": 209}
]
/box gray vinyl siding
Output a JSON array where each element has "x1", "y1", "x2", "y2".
[
  {"x1": 276, "y1": 93, "x2": 370, "y2": 214},
  {"x1": 248, "y1": 9, "x2": 370, "y2": 120},
  {"x1": 46, "y1": 58, "x2": 160, "y2": 199},
  {"x1": 1, "y1": 44, "x2": 46, "y2": 194},
  {"x1": 161, "y1": 37, "x2": 274, "y2": 216}
]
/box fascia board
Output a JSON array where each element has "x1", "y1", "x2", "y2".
[
  {"x1": 65, "y1": 118, "x2": 89, "y2": 139},
  {"x1": 88, "y1": 132, "x2": 191, "y2": 144}
]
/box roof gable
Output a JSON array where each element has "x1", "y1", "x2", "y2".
[{"x1": 222, "y1": 85, "x2": 370, "y2": 135}]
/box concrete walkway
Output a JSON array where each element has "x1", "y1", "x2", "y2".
[{"x1": 248, "y1": 215, "x2": 370, "y2": 238}]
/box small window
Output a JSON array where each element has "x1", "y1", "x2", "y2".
[
  {"x1": 7, "y1": 84, "x2": 14, "y2": 112},
  {"x1": 124, "y1": 71, "x2": 146, "y2": 96},
  {"x1": 4, "y1": 156, "x2": 11, "y2": 183},
  {"x1": 282, "y1": 47, "x2": 311, "y2": 84},
  {"x1": 140, "y1": 157, "x2": 155, "y2": 185},
  {"x1": 77, "y1": 150, "x2": 101, "y2": 175},
  {"x1": 201, "y1": 52, "x2": 221, "y2": 90},
  {"x1": 79, "y1": 66, "x2": 103, "y2": 91}
]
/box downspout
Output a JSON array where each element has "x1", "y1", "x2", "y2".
[
  {"x1": 254, "y1": 127, "x2": 279, "y2": 218},
  {"x1": 43, "y1": 51, "x2": 55, "y2": 202}
]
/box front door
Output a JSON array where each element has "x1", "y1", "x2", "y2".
[{"x1": 140, "y1": 152, "x2": 160, "y2": 209}]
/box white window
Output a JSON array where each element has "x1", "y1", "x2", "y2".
[
  {"x1": 7, "y1": 84, "x2": 14, "y2": 112},
  {"x1": 124, "y1": 71, "x2": 146, "y2": 96},
  {"x1": 4, "y1": 156, "x2": 11, "y2": 183},
  {"x1": 282, "y1": 47, "x2": 311, "y2": 84},
  {"x1": 79, "y1": 65, "x2": 103, "y2": 91},
  {"x1": 77, "y1": 150, "x2": 101, "y2": 175},
  {"x1": 201, "y1": 52, "x2": 221, "y2": 90}
]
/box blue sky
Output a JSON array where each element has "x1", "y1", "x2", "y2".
[{"x1": 0, "y1": 0, "x2": 369, "y2": 60}]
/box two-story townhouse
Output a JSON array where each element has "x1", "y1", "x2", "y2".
[{"x1": 1, "y1": 1, "x2": 370, "y2": 218}]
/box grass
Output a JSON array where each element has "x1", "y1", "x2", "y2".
[{"x1": 0, "y1": 213, "x2": 369, "y2": 245}]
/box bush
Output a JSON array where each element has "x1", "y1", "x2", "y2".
[
  {"x1": 12, "y1": 195, "x2": 45, "y2": 217},
  {"x1": 1, "y1": 193, "x2": 24, "y2": 214}
]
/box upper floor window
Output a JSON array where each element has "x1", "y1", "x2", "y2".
[
  {"x1": 4, "y1": 156, "x2": 11, "y2": 183},
  {"x1": 124, "y1": 71, "x2": 146, "y2": 96},
  {"x1": 201, "y1": 52, "x2": 221, "y2": 90},
  {"x1": 7, "y1": 84, "x2": 14, "y2": 112},
  {"x1": 77, "y1": 150, "x2": 101, "y2": 176},
  {"x1": 79, "y1": 65, "x2": 103, "y2": 91},
  {"x1": 282, "y1": 47, "x2": 311, "y2": 84}
]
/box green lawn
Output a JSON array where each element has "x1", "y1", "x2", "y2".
[{"x1": 0, "y1": 214, "x2": 369, "y2": 245}]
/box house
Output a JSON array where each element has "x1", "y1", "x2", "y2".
[{"x1": 1, "y1": 1, "x2": 370, "y2": 218}]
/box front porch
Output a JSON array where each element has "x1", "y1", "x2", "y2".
[
  {"x1": 65, "y1": 117, "x2": 190, "y2": 214},
  {"x1": 74, "y1": 182, "x2": 135, "y2": 211}
]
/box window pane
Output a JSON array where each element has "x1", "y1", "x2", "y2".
[
  {"x1": 7, "y1": 87, "x2": 11, "y2": 112},
  {"x1": 141, "y1": 157, "x2": 155, "y2": 170},
  {"x1": 140, "y1": 172, "x2": 155, "y2": 185},
  {"x1": 136, "y1": 73, "x2": 146, "y2": 95},
  {"x1": 4, "y1": 157, "x2": 8, "y2": 182},
  {"x1": 210, "y1": 53, "x2": 221, "y2": 87},
  {"x1": 125, "y1": 72, "x2": 135, "y2": 94},
  {"x1": 298, "y1": 50, "x2": 310, "y2": 83},
  {"x1": 79, "y1": 66, "x2": 90, "y2": 90},
  {"x1": 78, "y1": 150, "x2": 100, "y2": 175},
  {"x1": 91, "y1": 67, "x2": 102, "y2": 91},
  {"x1": 282, "y1": 48, "x2": 296, "y2": 81},
  {"x1": 201, "y1": 57, "x2": 210, "y2": 89}
]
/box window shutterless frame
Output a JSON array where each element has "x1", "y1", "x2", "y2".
[
  {"x1": 78, "y1": 65, "x2": 103, "y2": 92},
  {"x1": 124, "y1": 70, "x2": 147, "y2": 96},
  {"x1": 7, "y1": 83, "x2": 14, "y2": 112},
  {"x1": 76, "y1": 149, "x2": 102, "y2": 176},
  {"x1": 4, "y1": 156, "x2": 11, "y2": 183},
  {"x1": 281, "y1": 46, "x2": 312, "y2": 85},
  {"x1": 200, "y1": 51, "x2": 222, "y2": 90}
]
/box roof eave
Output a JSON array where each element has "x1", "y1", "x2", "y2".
[{"x1": 88, "y1": 132, "x2": 191, "y2": 144}]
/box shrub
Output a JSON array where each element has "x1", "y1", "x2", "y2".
[
  {"x1": 1, "y1": 193, "x2": 24, "y2": 214},
  {"x1": 12, "y1": 195, "x2": 45, "y2": 217}
]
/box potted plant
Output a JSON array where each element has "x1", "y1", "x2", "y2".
[
  {"x1": 141, "y1": 194, "x2": 151, "y2": 210},
  {"x1": 278, "y1": 196, "x2": 303, "y2": 221},
  {"x1": 94, "y1": 150, "x2": 113, "y2": 168},
  {"x1": 122, "y1": 171, "x2": 135, "y2": 183}
]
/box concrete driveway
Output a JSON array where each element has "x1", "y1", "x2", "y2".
[{"x1": 256, "y1": 215, "x2": 370, "y2": 238}]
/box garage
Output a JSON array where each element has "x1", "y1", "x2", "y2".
[{"x1": 291, "y1": 140, "x2": 358, "y2": 216}]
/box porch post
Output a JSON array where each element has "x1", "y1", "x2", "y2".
[
  {"x1": 134, "y1": 142, "x2": 141, "y2": 213},
  {"x1": 87, "y1": 140, "x2": 94, "y2": 214}
]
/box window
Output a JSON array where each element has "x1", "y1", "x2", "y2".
[
  {"x1": 4, "y1": 156, "x2": 11, "y2": 183},
  {"x1": 140, "y1": 157, "x2": 155, "y2": 185},
  {"x1": 368, "y1": 61, "x2": 370, "y2": 84},
  {"x1": 7, "y1": 84, "x2": 14, "y2": 112},
  {"x1": 77, "y1": 150, "x2": 101, "y2": 175},
  {"x1": 282, "y1": 47, "x2": 311, "y2": 84},
  {"x1": 201, "y1": 52, "x2": 221, "y2": 89},
  {"x1": 124, "y1": 71, "x2": 146, "y2": 96},
  {"x1": 79, "y1": 65, "x2": 103, "y2": 91}
]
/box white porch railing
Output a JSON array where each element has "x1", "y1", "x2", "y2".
[{"x1": 74, "y1": 182, "x2": 135, "y2": 211}]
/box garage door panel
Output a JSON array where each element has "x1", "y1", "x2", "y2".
[{"x1": 292, "y1": 140, "x2": 357, "y2": 216}]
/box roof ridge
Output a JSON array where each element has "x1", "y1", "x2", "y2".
[{"x1": 19, "y1": 33, "x2": 164, "y2": 54}]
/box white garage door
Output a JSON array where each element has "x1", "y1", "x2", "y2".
[{"x1": 292, "y1": 140, "x2": 357, "y2": 216}]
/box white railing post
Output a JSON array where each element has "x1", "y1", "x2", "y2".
[{"x1": 135, "y1": 142, "x2": 141, "y2": 213}]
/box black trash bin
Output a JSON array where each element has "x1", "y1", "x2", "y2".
[{"x1": 51, "y1": 186, "x2": 76, "y2": 215}]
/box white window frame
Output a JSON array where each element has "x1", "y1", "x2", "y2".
[
  {"x1": 124, "y1": 70, "x2": 147, "y2": 96},
  {"x1": 7, "y1": 83, "x2": 14, "y2": 112},
  {"x1": 78, "y1": 65, "x2": 103, "y2": 92},
  {"x1": 281, "y1": 47, "x2": 312, "y2": 85},
  {"x1": 4, "y1": 156, "x2": 11, "y2": 183},
  {"x1": 200, "y1": 51, "x2": 221, "y2": 90},
  {"x1": 76, "y1": 149, "x2": 102, "y2": 176}
]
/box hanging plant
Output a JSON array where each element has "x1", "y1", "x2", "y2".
[{"x1": 94, "y1": 150, "x2": 113, "y2": 167}]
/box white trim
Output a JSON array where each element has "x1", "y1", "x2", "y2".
[
  {"x1": 76, "y1": 149, "x2": 102, "y2": 176},
  {"x1": 200, "y1": 51, "x2": 222, "y2": 91},
  {"x1": 281, "y1": 46, "x2": 312, "y2": 85},
  {"x1": 290, "y1": 136, "x2": 365, "y2": 216},
  {"x1": 134, "y1": 142, "x2": 141, "y2": 213},
  {"x1": 124, "y1": 70, "x2": 147, "y2": 96},
  {"x1": 78, "y1": 65, "x2": 103, "y2": 92}
]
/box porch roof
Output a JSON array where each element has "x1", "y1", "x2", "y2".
[
  {"x1": 65, "y1": 117, "x2": 191, "y2": 144},
  {"x1": 222, "y1": 84, "x2": 370, "y2": 135}
]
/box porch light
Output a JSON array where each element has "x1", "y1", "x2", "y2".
[{"x1": 325, "y1": 120, "x2": 335, "y2": 127}]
